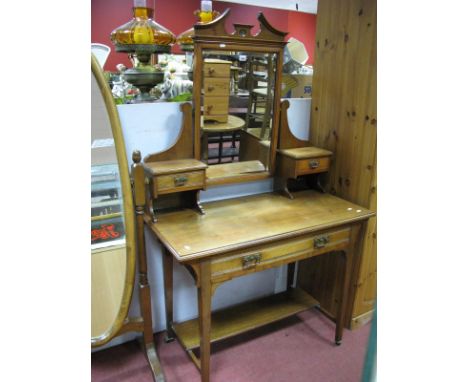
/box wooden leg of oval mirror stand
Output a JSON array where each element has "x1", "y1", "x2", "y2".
[{"x1": 132, "y1": 151, "x2": 165, "y2": 381}]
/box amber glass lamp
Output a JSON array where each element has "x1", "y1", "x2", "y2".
[
  {"x1": 110, "y1": 0, "x2": 176, "y2": 102},
  {"x1": 176, "y1": 1, "x2": 220, "y2": 81},
  {"x1": 176, "y1": 1, "x2": 220, "y2": 52}
]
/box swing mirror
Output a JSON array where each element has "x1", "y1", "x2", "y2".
[
  {"x1": 91, "y1": 54, "x2": 136, "y2": 347},
  {"x1": 192, "y1": 10, "x2": 287, "y2": 185}
]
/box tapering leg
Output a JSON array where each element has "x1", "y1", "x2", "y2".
[
  {"x1": 132, "y1": 152, "x2": 165, "y2": 381},
  {"x1": 162, "y1": 249, "x2": 175, "y2": 342},
  {"x1": 335, "y1": 250, "x2": 352, "y2": 345},
  {"x1": 198, "y1": 261, "x2": 212, "y2": 382}
]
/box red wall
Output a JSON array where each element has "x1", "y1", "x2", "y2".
[
  {"x1": 91, "y1": 0, "x2": 316, "y2": 72},
  {"x1": 287, "y1": 10, "x2": 316, "y2": 66}
]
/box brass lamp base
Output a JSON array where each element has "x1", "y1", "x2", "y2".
[
  {"x1": 117, "y1": 45, "x2": 167, "y2": 103},
  {"x1": 123, "y1": 68, "x2": 164, "y2": 103}
]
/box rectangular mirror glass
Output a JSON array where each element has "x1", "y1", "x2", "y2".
[
  {"x1": 201, "y1": 50, "x2": 277, "y2": 171},
  {"x1": 192, "y1": 10, "x2": 288, "y2": 186}
]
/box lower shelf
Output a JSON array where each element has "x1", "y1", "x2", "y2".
[{"x1": 172, "y1": 287, "x2": 319, "y2": 351}]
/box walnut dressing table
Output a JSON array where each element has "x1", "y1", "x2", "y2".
[
  {"x1": 146, "y1": 190, "x2": 374, "y2": 382},
  {"x1": 141, "y1": 11, "x2": 374, "y2": 381}
]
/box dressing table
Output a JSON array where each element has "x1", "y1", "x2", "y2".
[
  {"x1": 142, "y1": 11, "x2": 374, "y2": 382},
  {"x1": 146, "y1": 191, "x2": 372, "y2": 381}
]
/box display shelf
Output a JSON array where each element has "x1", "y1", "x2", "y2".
[{"x1": 172, "y1": 287, "x2": 319, "y2": 351}]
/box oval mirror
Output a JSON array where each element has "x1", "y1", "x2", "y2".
[{"x1": 91, "y1": 54, "x2": 136, "y2": 347}]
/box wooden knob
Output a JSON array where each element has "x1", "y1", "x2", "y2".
[
  {"x1": 132, "y1": 150, "x2": 142, "y2": 163},
  {"x1": 208, "y1": 67, "x2": 215, "y2": 75},
  {"x1": 208, "y1": 85, "x2": 215, "y2": 92}
]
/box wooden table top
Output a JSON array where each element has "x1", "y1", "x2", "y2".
[
  {"x1": 147, "y1": 190, "x2": 374, "y2": 262},
  {"x1": 279, "y1": 147, "x2": 333, "y2": 159},
  {"x1": 143, "y1": 159, "x2": 207, "y2": 175},
  {"x1": 201, "y1": 115, "x2": 245, "y2": 133},
  {"x1": 206, "y1": 160, "x2": 266, "y2": 181}
]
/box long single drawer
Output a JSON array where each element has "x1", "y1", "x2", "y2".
[
  {"x1": 204, "y1": 78, "x2": 230, "y2": 96},
  {"x1": 203, "y1": 63, "x2": 231, "y2": 78},
  {"x1": 154, "y1": 171, "x2": 205, "y2": 195},
  {"x1": 211, "y1": 227, "x2": 351, "y2": 281},
  {"x1": 295, "y1": 156, "x2": 331, "y2": 176}
]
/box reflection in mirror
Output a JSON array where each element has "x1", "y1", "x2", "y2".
[
  {"x1": 91, "y1": 55, "x2": 135, "y2": 346},
  {"x1": 201, "y1": 50, "x2": 277, "y2": 175},
  {"x1": 286, "y1": 98, "x2": 311, "y2": 141}
]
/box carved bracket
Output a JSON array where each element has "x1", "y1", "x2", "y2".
[{"x1": 194, "y1": 9, "x2": 288, "y2": 45}]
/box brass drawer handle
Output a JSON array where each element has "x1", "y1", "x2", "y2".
[
  {"x1": 208, "y1": 67, "x2": 215, "y2": 75},
  {"x1": 174, "y1": 175, "x2": 188, "y2": 187},
  {"x1": 207, "y1": 85, "x2": 215, "y2": 92},
  {"x1": 314, "y1": 235, "x2": 330, "y2": 249},
  {"x1": 206, "y1": 105, "x2": 213, "y2": 114},
  {"x1": 309, "y1": 160, "x2": 320, "y2": 169},
  {"x1": 242, "y1": 253, "x2": 261, "y2": 268}
]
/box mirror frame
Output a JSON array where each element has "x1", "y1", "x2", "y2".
[
  {"x1": 91, "y1": 54, "x2": 137, "y2": 347},
  {"x1": 192, "y1": 9, "x2": 288, "y2": 185}
]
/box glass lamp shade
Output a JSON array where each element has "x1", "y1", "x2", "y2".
[
  {"x1": 110, "y1": 7, "x2": 175, "y2": 54},
  {"x1": 176, "y1": 27, "x2": 195, "y2": 52},
  {"x1": 176, "y1": 10, "x2": 220, "y2": 52}
]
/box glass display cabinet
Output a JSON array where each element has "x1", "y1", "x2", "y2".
[{"x1": 91, "y1": 162, "x2": 125, "y2": 247}]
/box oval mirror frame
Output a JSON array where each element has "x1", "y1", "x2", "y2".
[{"x1": 91, "y1": 54, "x2": 137, "y2": 347}]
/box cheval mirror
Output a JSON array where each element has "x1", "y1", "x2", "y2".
[
  {"x1": 192, "y1": 9, "x2": 287, "y2": 185},
  {"x1": 91, "y1": 54, "x2": 164, "y2": 381}
]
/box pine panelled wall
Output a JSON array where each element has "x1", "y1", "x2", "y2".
[{"x1": 298, "y1": 0, "x2": 376, "y2": 328}]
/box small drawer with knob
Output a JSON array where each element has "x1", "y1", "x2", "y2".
[
  {"x1": 155, "y1": 170, "x2": 205, "y2": 195},
  {"x1": 203, "y1": 61, "x2": 231, "y2": 78},
  {"x1": 143, "y1": 159, "x2": 208, "y2": 198},
  {"x1": 295, "y1": 156, "x2": 331, "y2": 176},
  {"x1": 203, "y1": 97, "x2": 229, "y2": 117},
  {"x1": 277, "y1": 146, "x2": 333, "y2": 181},
  {"x1": 204, "y1": 78, "x2": 230, "y2": 96},
  {"x1": 203, "y1": 96, "x2": 229, "y2": 123}
]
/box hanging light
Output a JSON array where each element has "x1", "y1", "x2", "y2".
[
  {"x1": 110, "y1": 0, "x2": 176, "y2": 102},
  {"x1": 111, "y1": 0, "x2": 175, "y2": 53},
  {"x1": 176, "y1": 1, "x2": 220, "y2": 52}
]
